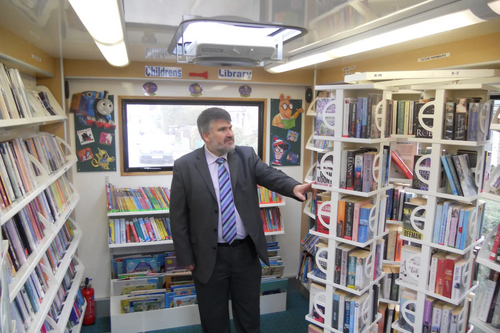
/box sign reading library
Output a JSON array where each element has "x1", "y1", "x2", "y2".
[
  {"x1": 218, "y1": 69, "x2": 252, "y2": 80},
  {"x1": 269, "y1": 94, "x2": 303, "y2": 166}
]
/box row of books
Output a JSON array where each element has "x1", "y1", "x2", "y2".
[
  {"x1": 402, "y1": 196, "x2": 485, "y2": 251},
  {"x1": 120, "y1": 271, "x2": 197, "y2": 313},
  {"x1": 476, "y1": 269, "x2": 500, "y2": 327},
  {"x1": 301, "y1": 232, "x2": 321, "y2": 256},
  {"x1": 111, "y1": 251, "x2": 177, "y2": 279},
  {"x1": 61, "y1": 289, "x2": 86, "y2": 333},
  {"x1": 309, "y1": 282, "x2": 380, "y2": 333},
  {"x1": 262, "y1": 242, "x2": 284, "y2": 277},
  {"x1": 442, "y1": 98, "x2": 494, "y2": 141},
  {"x1": 381, "y1": 265, "x2": 401, "y2": 301},
  {"x1": 401, "y1": 245, "x2": 471, "y2": 301},
  {"x1": 106, "y1": 183, "x2": 170, "y2": 212},
  {"x1": 378, "y1": 302, "x2": 400, "y2": 333},
  {"x1": 0, "y1": 62, "x2": 58, "y2": 120},
  {"x1": 316, "y1": 146, "x2": 391, "y2": 192},
  {"x1": 386, "y1": 186, "x2": 414, "y2": 222},
  {"x1": 257, "y1": 185, "x2": 283, "y2": 204},
  {"x1": 331, "y1": 241, "x2": 384, "y2": 290},
  {"x1": 3, "y1": 206, "x2": 74, "y2": 279},
  {"x1": 316, "y1": 193, "x2": 381, "y2": 243},
  {"x1": 42, "y1": 264, "x2": 80, "y2": 332},
  {"x1": 384, "y1": 225, "x2": 403, "y2": 263},
  {"x1": 109, "y1": 217, "x2": 172, "y2": 244},
  {"x1": 9, "y1": 253, "x2": 77, "y2": 333},
  {"x1": 298, "y1": 251, "x2": 315, "y2": 286},
  {"x1": 398, "y1": 288, "x2": 469, "y2": 333},
  {"x1": 0, "y1": 134, "x2": 67, "y2": 209},
  {"x1": 388, "y1": 99, "x2": 421, "y2": 136},
  {"x1": 261, "y1": 207, "x2": 282, "y2": 232}
]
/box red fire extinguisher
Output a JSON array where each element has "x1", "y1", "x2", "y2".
[{"x1": 81, "y1": 277, "x2": 95, "y2": 325}]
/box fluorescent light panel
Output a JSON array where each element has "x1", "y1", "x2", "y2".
[
  {"x1": 266, "y1": 9, "x2": 483, "y2": 73},
  {"x1": 69, "y1": 0, "x2": 129, "y2": 67}
]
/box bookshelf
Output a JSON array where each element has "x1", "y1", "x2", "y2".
[
  {"x1": 0, "y1": 60, "x2": 83, "y2": 333},
  {"x1": 1, "y1": 239, "x2": 14, "y2": 333},
  {"x1": 107, "y1": 184, "x2": 288, "y2": 332},
  {"x1": 305, "y1": 70, "x2": 499, "y2": 333},
  {"x1": 305, "y1": 84, "x2": 391, "y2": 332}
]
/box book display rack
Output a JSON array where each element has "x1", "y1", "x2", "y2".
[
  {"x1": 107, "y1": 181, "x2": 288, "y2": 333},
  {"x1": 0, "y1": 62, "x2": 84, "y2": 333},
  {"x1": 305, "y1": 83, "x2": 391, "y2": 333},
  {"x1": 304, "y1": 70, "x2": 500, "y2": 333}
]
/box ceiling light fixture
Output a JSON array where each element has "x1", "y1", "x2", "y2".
[
  {"x1": 69, "y1": 0, "x2": 129, "y2": 67},
  {"x1": 488, "y1": 0, "x2": 500, "y2": 14},
  {"x1": 266, "y1": 1, "x2": 495, "y2": 74}
]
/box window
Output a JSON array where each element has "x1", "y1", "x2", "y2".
[{"x1": 119, "y1": 98, "x2": 266, "y2": 174}]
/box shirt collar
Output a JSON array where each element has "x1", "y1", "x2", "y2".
[{"x1": 204, "y1": 145, "x2": 228, "y2": 165}]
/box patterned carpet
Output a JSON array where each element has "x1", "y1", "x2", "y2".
[{"x1": 80, "y1": 278, "x2": 309, "y2": 333}]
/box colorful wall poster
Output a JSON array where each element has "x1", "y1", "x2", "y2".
[
  {"x1": 70, "y1": 90, "x2": 117, "y2": 172},
  {"x1": 270, "y1": 94, "x2": 303, "y2": 166}
]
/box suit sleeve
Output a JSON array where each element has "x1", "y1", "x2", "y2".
[
  {"x1": 250, "y1": 149, "x2": 302, "y2": 200},
  {"x1": 169, "y1": 161, "x2": 195, "y2": 267}
]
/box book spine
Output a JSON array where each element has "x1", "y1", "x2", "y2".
[
  {"x1": 431, "y1": 305, "x2": 443, "y2": 333},
  {"x1": 391, "y1": 151, "x2": 413, "y2": 179},
  {"x1": 335, "y1": 248, "x2": 342, "y2": 284},
  {"x1": 432, "y1": 204, "x2": 444, "y2": 244},
  {"x1": 347, "y1": 254, "x2": 356, "y2": 289},
  {"x1": 340, "y1": 149, "x2": 348, "y2": 189},
  {"x1": 362, "y1": 153, "x2": 374, "y2": 193},
  {"x1": 447, "y1": 208, "x2": 461, "y2": 248},
  {"x1": 353, "y1": 154, "x2": 363, "y2": 192},
  {"x1": 443, "y1": 259, "x2": 455, "y2": 298},
  {"x1": 361, "y1": 97, "x2": 368, "y2": 138},
  {"x1": 343, "y1": 99, "x2": 350, "y2": 137},
  {"x1": 344, "y1": 201, "x2": 354, "y2": 240},
  {"x1": 337, "y1": 200, "x2": 346, "y2": 238},
  {"x1": 428, "y1": 255, "x2": 439, "y2": 292},
  {"x1": 423, "y1": 299, "x2": 433, "y2": 332},
  {"x1": 346, "y1": 151, "x2": 355, "y2": 190},
  {"x1": 435, "y1": 257, "x2": 447, "y2": 295},
  {"x1": 451, "y1": 264, "x2": 463, "y2": 300},
  {"x1": 341, "y1": 249, "x2": 349, "y2": 286},
  {"x1": 356, "y1": 97, "x2": 362, "y2": 138}
]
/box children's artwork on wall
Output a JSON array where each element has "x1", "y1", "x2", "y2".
[
  {"x1": 270, "y1": 95, "x2": 302, "y2": 166},
  {"x1": 239, "y1": 85, "x2": 252, "y2": 97},
  {"x1": 71, "y1": 90, "x2": 116, "y2": 172}
]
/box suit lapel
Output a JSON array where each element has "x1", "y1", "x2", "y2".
[
  {"x1": 194, "y1": 148, "x2": 217, "y2": 201},
  {"x1": 227, "y1": 150, "x2": 239, "y2": 193}
]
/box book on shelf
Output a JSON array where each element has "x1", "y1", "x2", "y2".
[
  {"x1": 309, "y1": 283, "x2": 326, "y2": 324},
  {"x1": 402, "y1": 198, "x2": 427, "y2": 240},
  {"x1": 400, "y1": 245, "x2": 421, "y2": 287},
  {"x1": 412, "y1": 154, "x2": 431, "y2": 190},
  {"x1": 316, "y1": 97, "x2": 335, "y2": 136},
  {"x1": 414, "y1": 102, "x2": 434, "y2": 139},
  {"x1": 107, "y1": 183, "x2": 171, "y2": 212}
]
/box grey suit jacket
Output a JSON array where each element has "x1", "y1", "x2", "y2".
[{"x1": 170, "y1": 146, "x2": 301, "y2": 284}]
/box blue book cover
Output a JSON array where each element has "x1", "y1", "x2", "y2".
[
  {"x1": 441, "y1": 155, "x2": 459, "y2": 195},
  {"x1": 438, "y1": 201, "x2": 453, "y2": 245},
  {"x1": 125, "y1": 256, "x2": 158, "y2": 273},
  {"x1": 461, "y1": 208, "x2": 472, "y2": 250},
  {"x1": 349, "y1": 298, "x2": 356, "y2": 333},
  {"x1": 138, "y1": 218, "x2": 151, "y2": 241},
  {"x1": 358, "y1": 205, "x2": 372, "y2": 243},
  {"x1": 455, "y1": 209, "x2": 465, "y2": 249},
  {"x1": 344, "y1": 298, "x2": 351, "y2": 333},
  {"x1": 361, "y1": 97, "x2": 368, "y2": 138},
  {"x1": 387, "y1": 189, "x2": 393, "y2": 219},
  {"x1": 133, "y1": 219, "x2": 145, "y2": 242},
  {"x1": 432, "y1": 203, "x2": 443, "y2": 244}
]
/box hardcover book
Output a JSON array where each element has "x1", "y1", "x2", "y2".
[
  {"x1": 402, "y1": 198, "x2": 427, "y2": 240},
  {"x1": 414, "y1": 102, "x2": 434, "y2": 139}
]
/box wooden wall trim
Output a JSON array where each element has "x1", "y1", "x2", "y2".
[
  {"x1": 64, "y1": 59, "x2": 314, "y2": 86},
  {"x1": 0, "y1": 26, "x2": 56, "y2": 77}
]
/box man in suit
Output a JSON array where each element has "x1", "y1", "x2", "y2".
[{"x1": 170, "y1": 107, "x2": 313, "y2": 333}]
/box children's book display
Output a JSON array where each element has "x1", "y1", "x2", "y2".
[
  {"x1": 304, "y1": 70, "x2": 500, "y2": 333},
  {"x1": 0, "y1": 61, "x2": 83, "y2": 333},
  {"x1": 108, "y1": 183, "x2": 289, "y2": 332}
]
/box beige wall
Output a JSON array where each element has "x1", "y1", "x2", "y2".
[{"x1": 317, "y1": 31, "x2": 500, "y2": 84}]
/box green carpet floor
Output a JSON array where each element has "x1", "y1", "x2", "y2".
[{"x1": 80, "y1": 278, "x2": 309, "y2": 333}]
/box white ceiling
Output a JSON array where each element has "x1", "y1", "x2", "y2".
[{"x1": 0, "y1": 0, "x2": 499, "y2": 70}]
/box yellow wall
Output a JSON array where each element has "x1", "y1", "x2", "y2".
[
  {"x1": 317, "y1": 31, "x2": 500, "y2": 84},
  {"x1": 0, "y1": 26, "x2": 56, "y2": 77}
]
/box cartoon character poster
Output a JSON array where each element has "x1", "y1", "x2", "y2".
[
  {"x1": 270, "y1": 95, "x2": 303, "y2": 166},
  {"x1": 71, "y1": 90, "x2": 116, "y2": 172}
]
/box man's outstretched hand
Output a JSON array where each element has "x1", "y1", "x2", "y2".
[{"x1": 293, "y1": 181, "x2": 316, "y2": 201}]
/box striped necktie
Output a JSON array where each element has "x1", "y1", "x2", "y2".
[{"x1": 216, "y1": 157, "x2": 236, "y2": 243}]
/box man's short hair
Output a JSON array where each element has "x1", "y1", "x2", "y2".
[{"x1": 197, "y1": 107, "x2": 232, "y2": 138}]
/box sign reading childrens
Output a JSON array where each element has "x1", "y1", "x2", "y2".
[{"x1": 269, "y1": 94, "x2": 303, "y2": 166}]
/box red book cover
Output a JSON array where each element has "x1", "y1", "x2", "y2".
[
  {"x1": 391, "y1": 150, "x2": 414, "y2": 179},
  {"x1": 490, "y1": 223, "x2": 500, "y2": 260},
  {"x1": 443, "y1": 253, "x2": 461, "y2": 298},
  {"x1": 435, "y1": 255, "x2": 447, "y2": 295},
  {"x1": 125, "y1": 221, "x2": 131, "y2": 243},
  {"x1": 316, "y1": 198, "x2": 330, "y2": 235},
  {"x1": 260, "y1": 210, "x2": 268, "y2": 232},
  {"x1": 130, "y1": 221, "x2": 140, "y2": 243}
]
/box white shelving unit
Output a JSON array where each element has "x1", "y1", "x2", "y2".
[
  {"x1": 1, "y1": 240, "x2": 13, "y2": 333},
  {"x1": 360, "y1": 73, "x2": 498, "y2": 333},
  {"x1": 306, "y1": 70, "x2": 500, "y2": 333},
  {"x1": 0, "y1": 82, "x2": 83, "y2": 333},
  {"x1": 108, "y1": 194, "x2": 288, "y2": 332},
  {"x1": 305, "y1": 83, "x2": 392, "y2": 332}
]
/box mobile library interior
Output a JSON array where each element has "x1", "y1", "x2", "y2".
[{"x1": 1, "y1": 1, "x2": 500, "y2": 333}]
